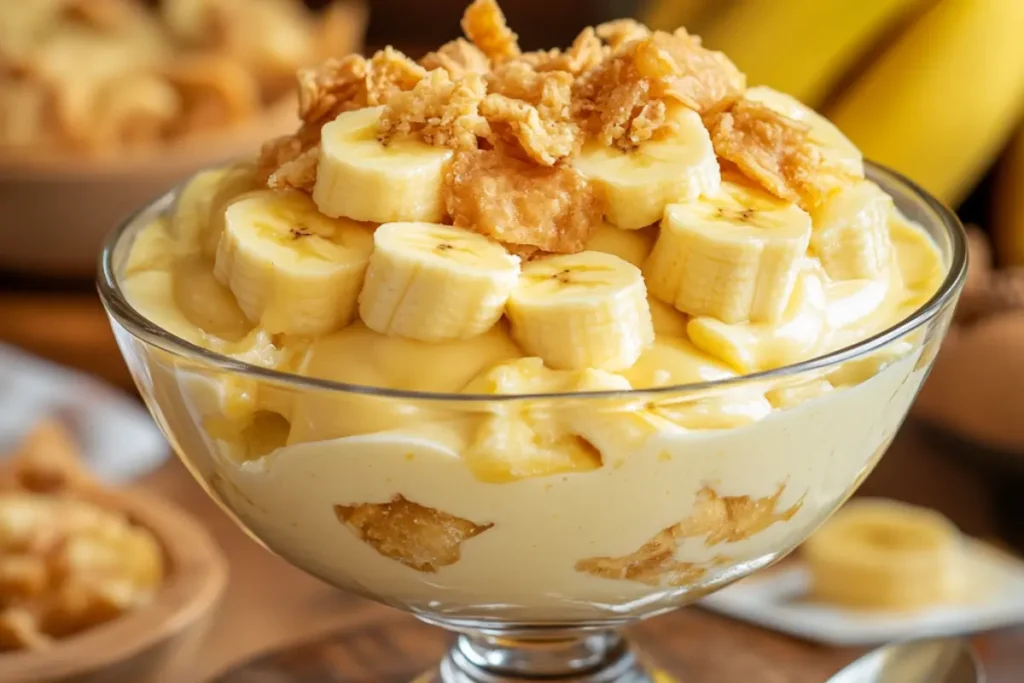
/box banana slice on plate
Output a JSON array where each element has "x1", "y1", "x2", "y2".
[
  {"x1": 645, "y1": 181, "x2": 813, "y2": 324},
  {"x1": 811, "y1": 180, "x2": 894, "y2": 280},
  {"x1": 314, "y1": 106, "x2": 453, "y2": 224},
  {"x1": 802, "y1": 498, "x2": 962, "y2": 609},
  {"x1": 359, "y1": 222, "x2": 521, "y2": 342},
  {"x1": 745, "y1": 85, "x2": 863, "y2": 178},
  {"x1": 573, "y1": 107, "x2": 721, "y2": 230},
  {"x1": 687, "y1": 267, "x2": 828, "y2": 373},
  {"x1": 214, "y1": 189, "x2": 374, "y2": 336},
  {"x1": 507, "y1": 251, "x2": 655, "y2": 371}
]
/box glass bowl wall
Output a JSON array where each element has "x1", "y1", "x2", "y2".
[{"x1": 98, "y1": 162, "x2": 965, "y2": 680}]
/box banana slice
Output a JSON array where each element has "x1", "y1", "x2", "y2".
[
  {"x1": 803, "y1": 498, "x2": 962, "y2": 609},
  {"x1": 506, "y1": 251, "x2": 655, "y2": 371},
  {"x1": 811, "y1": 180, "x2": 893, "y2": 280},
  {"x1": 687, "y1": 268, "x2": 828, "y2": 373},
  {"x1": 463, "y1": 358, "x2": 680, "y2": 480},
  {"x1": 573, "y1": 107, "x2": 721, "y2": 230},
  {"x1": 359, "y1": 222, "x2": 520, "y2": 342},
  {"x1": 214, "y1": 190, "x2": 374, "y2": 335},
  {"x1": 171, "y1": 162, "x2": 260, "y2": 257},
  {"x1": 644, "y1": 182, "x2": 813, "y2": 324},
  {"x1": 585, "y1": 222, "x2": 656, "y2": 268},
  {"x1": 462, "y1": 358, "x2": 608, "y2": 482},
  {"x1": 313, "y1": 106, "x2": 453, "y2": 224},
  {"x1": 745, "y1": 85, "x2": 863, "y2": 178}
]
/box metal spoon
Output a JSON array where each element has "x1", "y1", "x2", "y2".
[{"x1": 827, "y1": 637, "x2": 984, "y2": 683}]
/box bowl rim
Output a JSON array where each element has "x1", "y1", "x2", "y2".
[
  {"x1": 0, "y1": 485, "x2": 228, "y2": 681},
  {"x1": 97, "y1": 161, "x2": 968, "y2": 402}
]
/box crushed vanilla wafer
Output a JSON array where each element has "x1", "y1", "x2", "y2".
[
  {"x1": 576, "y1": 486, "x2": 801, "y2": 586},
  {"x1": 594, "y1": 19, "x2": 651, "y2": 52},
  {"x1": 297, "y1": 55, "x2": 369, "y2": 128},
  {"x1": 420, "y1": 39, "x2": 491, "y2": 78},
  {"x1": 0, "y1": 0, "x2": 367, "y2": 153},
  {"x1": 334, "y1": 495, "x2": 493, "y2": 572},
  {"x1": 267, "y1": 144, "x2": 320, "y2": 192},
  {"x1": 256, "y1": 0, "x2": 871, "y2": 254},
  {"x1": 515, "y1": 27, "x2": 606, "y2": 76},
  {"x1": 576, "y1": 528, "x2": 729, "y2": 587},
  {"x1": 706, "y1": 98, "x2": 837, "y2": 209},
  {"x1": 444, "y1": 149, "x2": 602, "y2": 254},
  {"x1": 378, "y1": 69, "x2": 488, "y2": 150},
  {"x1": 572, "y1": 29, "x2": 744, "y2": 149},
  {"x1": 461, "y1": 0, "x2": 520, "y2": 62},
  {"x1": 366, "y1": 47, "x2": 429, "y2": 106},
  {"x1": 483, "y1": 62, "x2": 579, "y2": 164},
  {"x1": 0, "y1": 420, "x2": 164, "y2": 652}
]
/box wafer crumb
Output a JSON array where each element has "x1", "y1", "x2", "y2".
[
  {"x1": 420, "y1": 39, "x2": 491, "y2": 78},
  {"x1": 444, "y1": 149, "x2": 602, "y2": 254},
  {"x1": 461, "y1": 0, "x2": 520, "y2": 62},
  {"x1": 576, "y1": 486, "x2": 801, "y2": 585},
  {"x1": 335, "y1": 495, "x2": 493, "y2": 572},
  {"x1": 378, "y1": 69, "x2": 488, "y2": 150},
  {"x1": 707, "y1": 99, "x2": 836, "y2": 209}
]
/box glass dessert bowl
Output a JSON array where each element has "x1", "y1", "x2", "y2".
[{"x1": 97, "y1": 2, "x2": 965, "y2": 680}]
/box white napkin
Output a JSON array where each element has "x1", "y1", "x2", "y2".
[
  {"x1": 0, "y1": 343, "x2": 168, "y2": 483},
  {"x1": 700, "y1": 540, "x2": 1024, "y2": 646}
]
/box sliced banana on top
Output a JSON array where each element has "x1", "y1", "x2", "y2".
[
  {"x1": 172, "y1": 162, "x2": 260, "y2": 257},
  {"x1": 687, "y1": 268, "x2": 828, "y2": 374},
  {"x1": 745, "y1": 85, "x2": 863, "y2": 179},
  {"x1": 811, "y1": 180, "x2": 893, "y2": 280},
  {"x1": 359, "y1": 222, "x2": 521, "y2": 342},
  {"x1": 214, "y1": 190, "x2": 374, "y2": 336},
  {"x1": 644, "y1": 182, "x2": 813, "y2": 324},
  {"x1": 506, "y1": 251, "x2": 655, "y2": 371},
  {"x1": 573, "y1": 107, "x2": 721, "y2": 230},
  {"x1": 314, "y1": 106, "x2": 453, "y2": 224}
]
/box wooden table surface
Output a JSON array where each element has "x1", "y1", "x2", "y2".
[{"x1": 3, "y1": 286, "x2": 1023, "y2": 681}]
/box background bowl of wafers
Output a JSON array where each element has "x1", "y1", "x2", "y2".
[
  {"x1": 0, "y1": 0, "x2": 367, "y2": 276},
  {"x1": 0, "y1": 419, "x2": 227, "y2": 683}
]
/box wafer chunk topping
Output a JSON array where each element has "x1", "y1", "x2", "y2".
[{"x1": 258, "y1": 0, "x2": 865, "y2": 257}]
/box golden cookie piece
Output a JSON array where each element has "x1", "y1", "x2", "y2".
[
  {"x1": 576, "y1": 485, "x2": 802, "y2": 586},
  {"x1": 335, "y1": 495, "x2": 493, "y2": 572}
]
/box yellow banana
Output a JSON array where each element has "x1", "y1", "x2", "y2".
[
  {"x1": 826, "y1": 0, "x2": 1024, "y2": 207},
  {"x1": 992, "y1": 123, "x2": 1024, "y2": 266},
  {"x1": 640, "y1": 0, "x2": 718, "y2": 33},
  {"x1": 698, "y1": 0, "x2": 930, "y2": 108}
]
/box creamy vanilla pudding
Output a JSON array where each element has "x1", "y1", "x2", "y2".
[{"x1": 109, "y1": 0, "x2": 955, "y2": 623}]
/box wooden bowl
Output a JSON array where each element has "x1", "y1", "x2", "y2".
[
  {"x1": 0, "y1": 100, "x2": 296, "y2": 277},
  {"x1": 914, "y1": 311, "x2": 1024, "y2": 461},
  {"x1": 0, "y1": 485, "x2": 228, "y2": 683}
]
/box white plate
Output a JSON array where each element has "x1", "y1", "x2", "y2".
[
  {"x1": 700, "y1": 540, "x2": 1024, "y2": 646},
  {"x1": 0, "y1": 343, "x2": 168, "y2": 483}
]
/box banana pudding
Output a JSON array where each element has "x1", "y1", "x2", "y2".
[{"x1": 112, "y1": 0, "x2": 954, "y2": 622}]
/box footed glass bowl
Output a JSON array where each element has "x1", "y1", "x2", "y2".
[{"x1": 98, "y1": 162, "x2": 965, "y2": 682}]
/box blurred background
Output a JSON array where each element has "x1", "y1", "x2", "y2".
[{"x1": 1, "y1": 0, "x2": 1023, "y2": 550}]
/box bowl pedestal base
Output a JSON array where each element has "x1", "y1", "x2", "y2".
[{"x1": 411, "y1": 630, "x2": 674, "y2": 682}]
